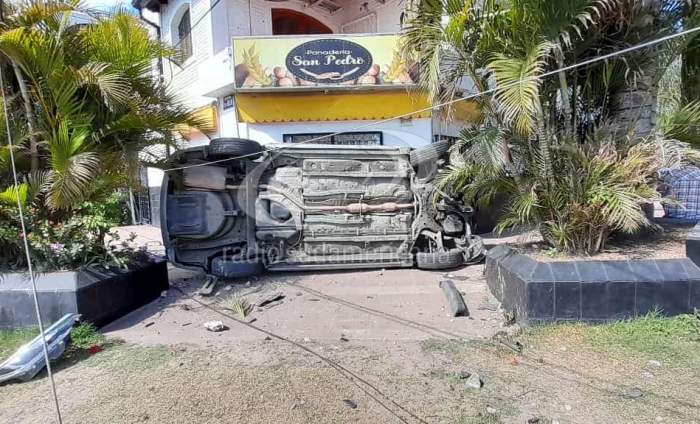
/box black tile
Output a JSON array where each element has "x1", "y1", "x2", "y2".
[
  {"x1": 575, "y1": 261, "x2": 607, "y2": 282},
  {"x1": 636, "y1": 280, "x2": 690, "y2": 316},
  {"x1": 486, "y1": 245, "x2": 511, "y2": 261},
  {"x1": 550, "y1": 262, "x2": 580, "y2": 282},
  {"x1": 690, "y1": 279, "x2": 700, "y2": 309},
  {"x1": 628, "y1": 261, "x2": 663, "y2": 283},
  {"x1": 606, "y1": 281, "x2": 636, "y2": 319},
  {"x1": 680, "y1": 259, "x2": 700, "y2": 280},
  {"x1": 686, "y1": 237, "x2": 700, "y2": 267},
  {"x1": 656, "y1": 260, "x2": 689, "y2": 281},
  {"x1": 527, "y1": 282, "x2": 554, "y2": 319},
  {"x1": 604, "y1": 261, "x2": 638, "y2": 282},
  {"x1": 555, "y1": 281, "x2": 581, "y2": 319},
  {"x1": 509, "y1": 254, "x2": 537, "y2": 280},
  {"x1": 530, "y1": 262, "x2": 554, "y2": 282},
  {"x1": 581, "y1": 281, "x2": 607, "y2": 319}
]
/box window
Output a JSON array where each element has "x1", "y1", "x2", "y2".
[
  {"x1": 283, "y1": 132, "x2": 383, "y2": 145},
  {"x1": 176, "y1": 9, "x2": 192, "y2": 62}
]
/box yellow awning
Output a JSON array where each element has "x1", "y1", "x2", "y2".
[
  {"x1": 235, "y1": 91, "x2": 432, "y2": 123},
  {"x1": 178, "y1": 104, "x2": 217, "y2": 137}
]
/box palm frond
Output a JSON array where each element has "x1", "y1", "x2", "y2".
[{"x1": 488, "y1": 41, "x2": 553, "y2": 136}]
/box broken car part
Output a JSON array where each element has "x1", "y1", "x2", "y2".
[{"x1": 0, "y1": 314, "x2": 80, "y2": 384}]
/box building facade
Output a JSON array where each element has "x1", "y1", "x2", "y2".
[{"x1": 133, "y1": 0, "x2": 477, "y2": 224}]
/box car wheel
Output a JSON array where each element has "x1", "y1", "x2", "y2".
[
  {"x1": 211, "y1": 256, "x2": 263, "y2": 278},
  {"x1": 208, "y1": 138, "x2": 263, "y2": 159},
  {"x1": 409, "y1": 140, "x2": 451, "y2": 168},
  {"x1": 416, "y1": 248, "x2": 464, "y2": 270}
]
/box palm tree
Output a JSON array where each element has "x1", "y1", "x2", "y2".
[
  {"x1": 401, "y1": 0, "x2": 699, "y2": 253},
  {"x1": 0, "y1": 5, "x2": 206, "y2": 212}
]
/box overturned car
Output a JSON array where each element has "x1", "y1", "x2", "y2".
[{"x1": 162, "y1": 138, "x2": 483, "y2": 286}]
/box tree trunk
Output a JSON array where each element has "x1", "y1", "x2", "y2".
[
  {"x1": 682, "y1": 35, "x2": 700, "y2": 103},
  {"x1": 609, "y1": 73, "x2": 659, "y2": 139},
  {"x1": 609, "y1": 0, "x2": 662, "y2": 139},
  {"x1": 11, "y1": 60, "x2": 39, "y2": 172},
  {"x1": 554, "y1": 48, "x2": 572, "y2": 136}
]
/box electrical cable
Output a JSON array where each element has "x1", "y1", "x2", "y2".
[
  {"x1": 0, "y1": 69, "x2": 63, "y2": 423},
  {"x1": 170, "y1": 285, "x2": 427, "y2": 424},
  {"x1": 162, "y1": 24, "x2": 700, "y2": 173}
]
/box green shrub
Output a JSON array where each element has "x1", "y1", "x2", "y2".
[
  {"x1": 0, "y1": 190, "x2": 140, "y2": 272},
  {"x1": 70, "y1": 322, "x2": 106, "y2": 350}
]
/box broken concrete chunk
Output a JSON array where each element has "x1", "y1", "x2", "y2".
[
  {"x1": 203, "y1": 321, "x2": 228, "y2": 332},
  {"x1": 439, "y1": 280, "x2": 469, "y2": 317},
  {"x1": 623, "y1": 387, "x2": 643, "y2": 399},
  {"x1": 464, "y1": 372, "x2": 483, "y2": 389}
]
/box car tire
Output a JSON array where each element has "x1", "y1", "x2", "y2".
[
  {"x1": 415, "y1": 248, "x2": 464, "y2": 270},
  {"x1": 409, "y1": 140, "x2": 451, "y2": 168},
  {"x1": 208, "y1": 138, "x2": 263, "y2": 159},
  {"x1": 211, "y1": 256, "x2": 263, "y2": 279}
]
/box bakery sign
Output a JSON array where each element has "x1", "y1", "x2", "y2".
[{"x1": 233, "y1": 34, "x2": 416, "y2": 90}]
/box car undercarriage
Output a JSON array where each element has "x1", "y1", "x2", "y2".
[{"x1": 162, "y1": 138, "x2": 483, "y2": 287}]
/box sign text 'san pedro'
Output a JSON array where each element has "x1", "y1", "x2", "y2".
[{"x1": 233, "y1": 34, "x2": 416, "y2": 90}]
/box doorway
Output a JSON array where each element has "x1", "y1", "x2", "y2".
[{"x1": 271, "y1": 9, "x2": 333, "y2": 35}]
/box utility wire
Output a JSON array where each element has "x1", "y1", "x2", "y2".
[
  {"x1": 163, "y1": 24, "x2": 700, "y2": 173},
  {"x1": 170, "y1": 285, "x2": 427, "y2": 424},
  {"x1": 0, "y1": 71, "x2": 63, "y2": 422}
]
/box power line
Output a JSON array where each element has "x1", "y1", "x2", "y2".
[
  {"x1": 163, "y1": 25, "x2": 700, "y2": 173},
  {"x1": 0, "y1": 70, "x2": 63, "y2": 422}
]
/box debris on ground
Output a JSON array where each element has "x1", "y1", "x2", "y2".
[
  {"x1": 226, "y1": 297, "x2": 253, "y2": 318},
  {"x1": 439, "y1": 280, "x2": 469, "y2": 317},
  {"x1": 444, "y1": 274, "x2": 470, "y2": 281},
  {"x1": 648, "y1": 360, "x2": 662, "y2": 367},
  {"x1": 527, "y1": 417, "x2": 541, "y2": 423},
  {"x1": 0, "y1": 314, "x2": 79, "y2": 384},
  {"x1": 459, "y1": 369, "x2": 483, "y2": 390},
  {"x1": 623, "y1": 387, "x2": 643, "y2": 399},
  {"x1": 160, "y1": 291, "x2": 168, "y2": 298},
  {"x1": 486, "y1": 406, "x2": 497, "y2": 414},
  {"x1": 343, "y1": 399, "x2": 358, "y2": 409},
  {"x1": 262, "y1": 300, "x2": 283, "y2": 309},
  {"x1": 339, "y1": 335, "x2": 349, "y2": 342},
  {"x1": 256, "y1": 292, "x2": 285, "y2": 307},
  {"x1": 223, "y1": 285, "x2": 232, "y2": 291},
  {"x1": 144, "y1": 321, "x2": 155, "y2": 328},
  {"x1": 307, "y1": 298, "x2": 320, "y2": 302},
  {"x1": 179, "y1": 304, "x2": 193, "y2": 311},
  {"x1": 203, "y1": 321, "x2": 228, "y2": 332},
  {"x1": 493, "y1": 332, "x2": 524, "y2": 353}
]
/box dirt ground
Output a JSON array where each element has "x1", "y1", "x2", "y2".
[
  {"x1": 484, "y1": 222, "x2": 693, "y2": 262},
  {"x1": 2, "y1": 262, "x2": 699, "y2": 424}
]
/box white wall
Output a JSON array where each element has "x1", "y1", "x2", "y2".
[
  {"x1": 241, "y1": 118, "x2": 432, "y2": 148},
  {"x1": 156, "y1": 0, "x2": 429, "y2": 147}
]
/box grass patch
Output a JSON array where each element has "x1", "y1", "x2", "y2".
[
  {"x1": 0, "y1": 327, "x2": 39, "y2": 362},
  {"x1": 586, "y1": 311, "x2": 700, "y2": 362},
  {"x1": 526, "y1": 311, "x2": 700, "y2": 365},
  {"x1": 454, "y1": 412, "x2": 503, "y2": 424}
]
